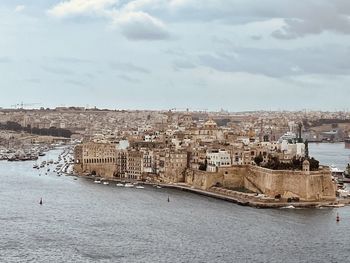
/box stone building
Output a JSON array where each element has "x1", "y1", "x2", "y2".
[
  {"x1": 73, "y1": 142, "x2": 118, "y2": 178},
  {"x1": 162, "y1": 150, "x2": 188, "y2": 183},
  {"x1": 116, "y1": 150, "x2": 127, "y2": 178},
  {"x1": 127, "y1": 149, "x2": 143, "y2": 180}
]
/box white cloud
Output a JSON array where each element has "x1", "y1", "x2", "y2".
[
  {"x1": 47, "y1": 0, "x2": 117, "y2": 18},
  {"x1": 14, "y1": 5, "x2": 25, "y2": 13},
  {"x1": 113, "y1": 11, "x2": 169, "y2": 40},
  {"x1": 48, "y1": 0, "x2": 170, "y2": 40}
]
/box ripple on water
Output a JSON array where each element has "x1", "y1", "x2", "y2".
[{"x1": 1, "y1": 148, "x2": 350, "y2": 263}]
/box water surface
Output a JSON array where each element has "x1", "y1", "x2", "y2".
[{"x1": 1, "y1": 148, "x2": 349, "y2": 263}]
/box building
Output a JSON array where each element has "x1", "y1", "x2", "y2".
[
  {"x1": 206, "y1": 149, "x2": 231, "y2": 172},
  {"x1": 127, "y1": 149, "x2": 143, "y2": 180},
  {"x1": 73, "y1": 142, "x2": 118, "y2": 178}
]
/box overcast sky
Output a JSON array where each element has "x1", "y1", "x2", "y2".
[{"x1": 0, "y1": 0, "x2": 350, "y2": 111}]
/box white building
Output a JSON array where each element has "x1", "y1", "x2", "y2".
[{"x1": 206, "y1": 149, "x2": 231, "y2": 172}]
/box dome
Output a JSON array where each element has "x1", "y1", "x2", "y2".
[
  {"x1": 204, "y1": 119, "x2": 217, "y2": 129},
  {"x1": 303, "y1": 159, "x2": 310, "y2": 165}
]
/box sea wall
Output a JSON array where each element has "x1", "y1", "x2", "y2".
[
  {"x1": 245, "y1": 166, "x2": 336, "y2": 201},
  {"x1": 185, "y1": 166, "x2": 246, "y2": 190},
  {"x1": 185, "y1": 165, "x2": 336, "y2": 201}
]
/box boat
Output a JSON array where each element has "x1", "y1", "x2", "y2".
[
  {"x1": 330, "y1": 165, "x2": 345, "y2": 179},
  {"x1": 136, "y1": 185, "x2": 145, "y2": 189},
  {"x1": 281, "y1": 205, "x2": 295, "y2": 209},
  {"x1": 337, "y1": 189, "x2": 350, "y2": 198},
  {"x1": 124, "y1": 183, "x2": 134, "y2": 188},
  {"x1": 116, "y1": 183, "x2": 124, "y2": 187},
  {"x1": 94, "y1": 180, "x2": 101, "y2": 184},
  {"x1": 345, "y1": 138, "x2": 350, "y2": 148},
  {"x1": 103, "y1": 181, "x2": 109, "y2": 185},
  {"x1": 323, "y1": 203, "x2": 345, "y2": 208},
  {"x1": 156, "y1": 185, "x2": 162, "y2": 189}
]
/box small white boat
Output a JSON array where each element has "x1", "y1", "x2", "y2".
[
  {"x1": 337, "y1": 189, "x2": 350, "y2": 198},
  {"x1": 94, "y1": 180, "x2": 101, "y2": 184},
  {"x1": 103, "y1": 181, "x2": 109, "y2": 185},
  {"x1": 124, "y1": 183, "x2": 134, "y2": 188},
  {"x1": 323, "y1": 203, "x2": 345, "y2": 208},
  {"x1": 281, "y1": 205, "x2": 295, "y2": 209},
  {"x1": 156, "y1": 185, "x2": 162, "y2": 189},
  {"x1": 136, "y1": 186, "x2": 145, "y2": 189},
  {"x1": 116, "y1": 183, "x2": 124, "y2": 187}
]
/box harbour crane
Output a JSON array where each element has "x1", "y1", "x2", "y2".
[{"x1": 11, "y1": 102, "x2": 41, "y2": 109}]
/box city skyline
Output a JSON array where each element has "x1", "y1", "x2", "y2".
[{"x1": 1, "y1": 0, "x2": 350, "y2": 111}]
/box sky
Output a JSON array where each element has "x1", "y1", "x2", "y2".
[{"x1": 0, "y1": 0, "x2": 350, "y2": 111}]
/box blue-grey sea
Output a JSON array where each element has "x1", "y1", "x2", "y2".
[{"x1": 1, "y1": 144, "x2": 350, "y2": 263}]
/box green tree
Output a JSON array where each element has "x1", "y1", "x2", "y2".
[{"x1": 254, "y1": 154, "x2": 263, "y2": 166}]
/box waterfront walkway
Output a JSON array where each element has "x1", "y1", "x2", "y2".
[
  {"x1": 79, "y1": 176, "x2": 348, "y2": 208},
  {"x1": 159, "y1": 183, "x2": 346, "y2": 208}
]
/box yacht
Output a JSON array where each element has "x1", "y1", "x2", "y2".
[
  {"x1": 330, "y1": 165, "x2": 345, "y2": 181},
  {"x1": 124, "y1": 183, "x2": 134, "y2": 188},
  {"x1": 116, "y1": 183, "x2": 124, "y2": 187},
  {"x1": 136, "y1": 185, "x2": 145, "y2": 189}
]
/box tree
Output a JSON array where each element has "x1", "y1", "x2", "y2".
[
  {"x1": 304, "y1": 139, "x2": 309, "y2": 159},
  {"x1": 254, "y1": 154, "x2": 263, "y2": 166},
  {"x1": 309, "y1": 157, "x2": 319, "y2": 171}
]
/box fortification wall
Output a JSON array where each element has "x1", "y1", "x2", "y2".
[
  {"x1": 185, "y1": 166, "x2": 246, "y2": 190},
  {"x1": 185, "y1": 165, "x2": 336, "y2": 201},
  {"x1": 245, "y1": 166, "x2": 336, "y2": 201}
]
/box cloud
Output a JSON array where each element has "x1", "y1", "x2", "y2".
[
  {"x1": 250, "y1": 35, "x2": 262, "y2": 40},
  {"x1": 118, "y1": 74, "x2": 140, "y2": 83},
  {"x1": 42, "y1": 65, "x2": 74, "y2": 75},
  {"x1": 48, "y1": 0, "x2": 170, "y2": 40},
  {"x1": 64, "y1": 79, "x2": 86, "y2": 87},
  {"x1": 0, "y1": 57, "x2": 11, "y2": 63},
  {"x1": 125, "y1": 0, "x2": 350, "y2": 39},
  {"x1": 173, "y1": 59, "x2": 196, "y2": 71},
  {"x1": 25, "y1": 78, "x2": 41, "y2": 84},
  {"x1": 109, "y1": 62, "x2": 150, "y2": 74},
  {"x1": 52, "y1": 56, "x2": 93, "y2": 64},
  {"x1": 14, "y1": 5, "x2": 25, "y2": 13},
  {"x1": 47, "y1": 0, "x2": 117, "y2": 18},
  {"x1": 113, "y1": 11, "x2": 169, "y2": 40},
  {"x1": 199, "y1": 46, "x2": 350, "y2": 77}
]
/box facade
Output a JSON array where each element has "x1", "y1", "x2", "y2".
[
  {"x1": 127, "y1": 149, "x2": 143, "y2": 180},
  {"x1": 74, "y1": 142, "x2": 118, "y2": 178},
  {"x1": 206, "y1": 149, "x2": 231, "y2": 172}
]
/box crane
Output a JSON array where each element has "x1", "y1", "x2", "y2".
[
  {"x1": 169, "y1": 108, "x2": 208, "y2": 113},
  {"x1": 11, "y1": 102, "x2": 41, "y2": 109}
]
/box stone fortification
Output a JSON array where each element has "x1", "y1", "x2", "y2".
[{"x1": 185, "y1": 165, "x2": 336, "y2": 202}]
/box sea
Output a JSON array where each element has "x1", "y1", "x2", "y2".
[{"x1": 0, "y1": 144, "x2": 350, "y2": 263}]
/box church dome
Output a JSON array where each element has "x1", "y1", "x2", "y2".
[{"x1": 204, "y1": 119, "x2": 217, "y2": 129}]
